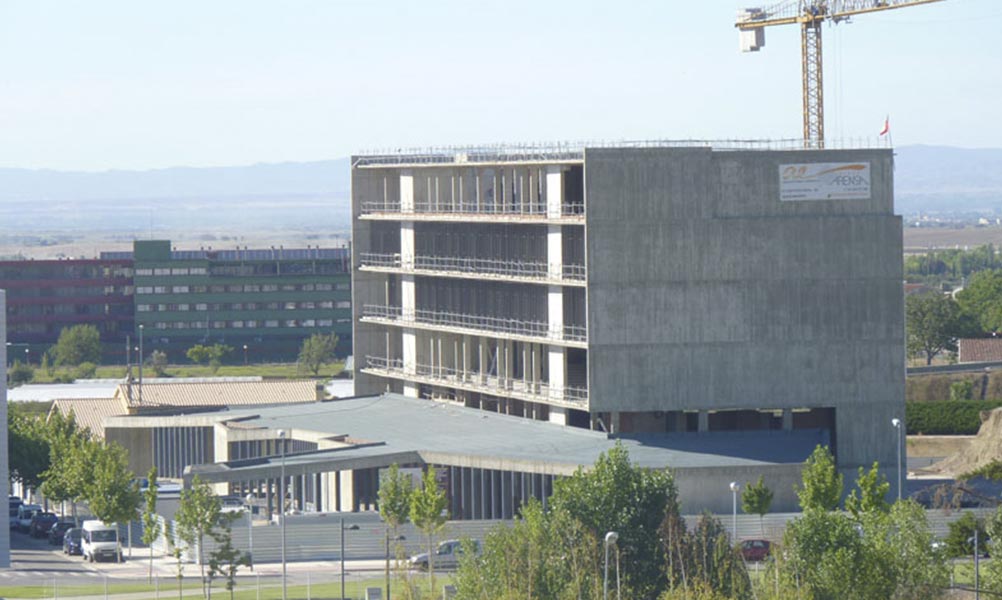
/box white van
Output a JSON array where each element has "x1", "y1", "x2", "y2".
[{"x1": 81, "y1": 520, "x2": 122, "y2": 563}]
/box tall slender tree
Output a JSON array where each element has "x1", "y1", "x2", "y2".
[
  {"x1": 411, "y1": 466, "x2": 449, "y2": 592},
  {"x1": 141, "y1": 466, "x2": 161, "y2": 582}
]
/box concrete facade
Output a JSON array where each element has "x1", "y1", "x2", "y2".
[
  {"x1": 1, "y1": 290, "x2": 11, "y2": 567},
  {"x1": 350, "y1": 143, "x2": 905, "y2": 493}
]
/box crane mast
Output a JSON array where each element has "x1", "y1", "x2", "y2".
[{"x1": 736, "y1": 0, "x2": 944, "y2": 149}]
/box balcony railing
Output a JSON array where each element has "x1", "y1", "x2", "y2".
[
  {"x1": 363, "y1": 355, "x2": 588, "y2": 408},
  {"x1": 361, "y1": 304, "x2": 587, "y2": 344},
  {"x1": 359, "y1": 253, "x2": 586, "y2": 284},
  {"x1": 360, "y1": 201, "x2": 584, "y2": 219}
]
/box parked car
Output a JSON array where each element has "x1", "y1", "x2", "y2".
[
  {"x1": 16, "y1": 504, "x2": 42, "y2": 533},
  {"x1": 219, "y1": 495, "x2": 246, "y2": 514},
  {"x1": 30, "y1": 512, "x2": 59, "y2": 537},
  {"x1": 63, "y1": 528, "x2": 83, "y2": 556},
  {"x1": 48, "y1": 521, "x2": 75, "y2": 545},
  {"x1": 409, "y1": 539, "x2": 480, "y2": 571},
  {"x1": 81, "y1": 520, "x2": 122, "y2": 563},
  {"x1": 9, "y1": 497, "x2": 23, "y2": 529},
  {"x1": 740, "y1": 539, "x2": 772, "y2": 562}
]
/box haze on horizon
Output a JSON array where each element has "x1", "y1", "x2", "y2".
[{"x1": 1, "y1": 1, "x2": 1000, "y2": 172}]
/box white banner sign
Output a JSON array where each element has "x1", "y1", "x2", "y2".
[{"x1": 779, "y1": 162, "x2": 871, "y2": 201}]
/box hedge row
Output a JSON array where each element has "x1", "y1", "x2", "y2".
[
  {"x1": 906, "y1": 370, "x2": 1002, "y2": 403},
  {"x1": 905, "y1": 400, "x2": 1002, "y2": 435}
]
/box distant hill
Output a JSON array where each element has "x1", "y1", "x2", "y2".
[
  {"x1": 0, "y1": 159, "x2": 351, "y2": 233},
  {"x1": 895, "y1": 145, "x2": 1002, "y2": 214},
  {"x1": 0, "y1": 147, "x2": 997, "y2": 234}
]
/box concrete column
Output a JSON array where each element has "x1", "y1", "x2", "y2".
[
  {"x1": 547, "y1": 225, "x2": 563, "y2": 280},
  {"x1": 782, "y1": 408, "x2": 794, "y2": 431},
  {"x1": 611, "y1": 412, "x2": 622, "y2": 435},
  {"x1": 545, "y1": 165, "x2": 564, "y2": 219},
  {"x1": 400, "y1": 223, "x2": 415, "y2": 269},
  {"x1": 698, "y1": 411, "x2": 709, "y2": 433},
  {"x1": 478, "y1": 338, "x2": 487, "y2": 384},
  {"x1": 400, "y1": 170, "x2": 414, "y2": 213},
  {"x1": 549, "y1": 406, "x2": 568, "y2": 426},
  {"x1": 1, "y1": 290, "x2": 10, "y2": 567},
  {"x1": 339, "y1": 470, "x2": 354, "y2": 513}
]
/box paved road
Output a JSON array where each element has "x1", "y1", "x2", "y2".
[{"x1": 3, "y1": 526, "x2": 423, "y2": 588}]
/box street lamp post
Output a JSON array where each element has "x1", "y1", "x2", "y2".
[
  {"x1": 138, "y1": 324, "x2": 144, "y2": 404},
  {"x1": 245, "y1": 493, "x2": 255, "y2": 571},
  {"x1": 25, "y1": 347, "x2": 29, "y2": 365},
  {"x1": 385, "y1": 532, "x2": 405, "y2": 600},
  {"x1": 341, "y1": 517, "x2": 359, "y2": 600},
  {"x1": 243, "y1": 344, "x2": 248, "y2": 366},
  {"x1": 729, "y1": 482, "x2": 740, "y2": 542},
  {"x1": 892, "y1": 418, "x2": 903, "y2": 501},
  {"x1": 278, "y1": 429, "x2": 287, "y2": 600},
  {"x1": 604, "y1": 531, "x2": 618, "y2": 600}
]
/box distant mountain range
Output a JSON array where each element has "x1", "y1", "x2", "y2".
[
  {"x1": 0, "y1": 146, "x2": 997, "y2": 234},
  {"x1": 894, "y1": 146, "x2": 1002, "y2": 214}
]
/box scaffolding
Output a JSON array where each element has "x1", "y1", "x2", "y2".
[
  {"x1": 362, "y1": 355, "x2": 588, "y2": 408},
  {"x1": 361, "y1": 304, "x2": 588, "y2": 345}
]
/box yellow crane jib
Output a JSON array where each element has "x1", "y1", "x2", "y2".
[{"x1": 734, "y1": 0, "x2": 944, "y2": 149}]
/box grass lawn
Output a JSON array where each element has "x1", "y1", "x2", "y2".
[
  {"x1": 0, "y1": 574, "x2": 453, "y2": 599},
  {"x1": 27, "y1": 361, "x2": 344, "y2": 384}
]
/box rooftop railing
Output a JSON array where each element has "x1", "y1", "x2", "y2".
[
  {"x1": 362, "y1": 304, "x2": 587, "y2": 344},
  {"x1": 354, "y1": 137, "x2": 893, "y2": 167}
]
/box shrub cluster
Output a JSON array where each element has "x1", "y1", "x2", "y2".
[{"x1": 905, "y1": 400, "x2": 1002, "y2": 435}]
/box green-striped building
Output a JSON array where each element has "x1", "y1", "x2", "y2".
[{"x1": 129, "y1": 240, "x2": 351, "y2": 362}]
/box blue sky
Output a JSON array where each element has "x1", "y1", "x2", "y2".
[{"x1": 1, "y1": 0, "x2": 999, "y2": 170}]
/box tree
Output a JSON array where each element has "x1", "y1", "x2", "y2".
[
  {"x1": 956, "y1": 269, "x2": 1002, "y2": 333},
  {"x1": 676, "y1": 514, "x2": 752, "y2": 600},
  {"x1": 379, "y1": 464, "x2": 413, "y2": 532},
  {"x1": 186, "y1": 344, "x2": 233, "y2": 373},
  {"x1": 549, "y1": 442, "x2": 680, "y2": 599},
  {"x1": 208, "y1": 513, "x2": 250, "y2": 600},
  {"x1": 844, "y1": 462, "x2": 890, "y2": 520},
  {"x1": 378, "y1": 463, "x2": 413, "y2": 577},
  {"x1": 410, "y1": 466, "x2": 449, "y2": 592},
  {"x1": 148, "y1": 350, "x2": 169, "y2": 377},
  {"x1": 51, "y1": 324, "x2": 102, "y2": 366},
  {"x1": 944, "y1": 511, "x2": 986, "y2": 558},
  {"x1": 74, "y1": 361, "x2": 97, "y2": 380},
  {"x1": 141, "y1": 466, "x2": 161, "y2": 582},
  {"x1": 950, "y1": 379, "x2": 974, "y2": 401},
  {"x1": 795, "y1": 445, "x2": 843, "y2": 512},
  {"x1": 40, "y1": 409, "x2": 89, "y2": 518},
  {"x1": 8, "y1": 359, "x2": 35, "y2": 387},
  {"x1": 176, "y1": 475, "x2": 223, "y2": 598},
  {"x1": 741, "y1": 476, "x2": 773, "y2": 535},
  {"x1": 906, "y1": 292, "x2": 975, "y2": 364},
  {"x1": 298, "y1": 333, "x2": 339, "y2": 376},
  {"x1": 8, "y1": 408, "x2": 51, "y2": 494},
  {"x1": 84, "y1": 441, "x2": 141, "y2": 527},
  {"x1": 165, "y1": 521, "x2": 186, "y2": 600},
  {"x1": 454, "y1": 500, "x2": 602, "y2": 600}
]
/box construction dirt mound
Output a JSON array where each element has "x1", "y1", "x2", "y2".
[{"x1": 928, "y1": 407, "x2": 1002, "y2": 478}]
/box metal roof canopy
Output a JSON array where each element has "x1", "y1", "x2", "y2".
[{"x1": 184, "y1": 394, "x2": 826, "y2": 485}]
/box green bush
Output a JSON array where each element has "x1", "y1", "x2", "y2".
[
  {"x1": 906, "y1": 400, "x2": 1002, "y2": 435},
  {"x1": 951, "y1": 380, "x2": 975, "y2": 401},
  {"x1": 73, "y1": 362, "x2": 97, "y2": 380}
]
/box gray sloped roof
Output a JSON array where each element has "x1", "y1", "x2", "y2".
[{"x1": 187, "y1": 393, "x2": 824, "y2": 482}]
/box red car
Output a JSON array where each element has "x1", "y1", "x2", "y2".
[{"x1": 740, "y1": 539, "x2": 772, "y2": 562}]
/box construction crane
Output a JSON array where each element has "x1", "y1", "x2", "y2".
[{"x1": 735, "y1": 0, "x2": 943, "y2": 148}]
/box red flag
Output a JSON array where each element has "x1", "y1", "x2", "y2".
[{"x1": 879, "y1": 116, "x2": 890, "y2": 136}]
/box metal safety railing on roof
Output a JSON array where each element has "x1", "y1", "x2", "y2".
[
  {"x1": 363, "y1": 355, "x2": 588, "y2": 408},
  {"x1": 359, "y1": 253, "x2": 586, "y2": 284},
  {"x1": 354, "y1": 137, "x2": 893, "y2": 167},
  {"x1": 361, "y1": 304, "x2": 587, "y2": 344}
]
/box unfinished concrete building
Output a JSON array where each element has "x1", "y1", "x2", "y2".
[{"x1": 351, "y1": 143, "x2": 904, "y2": 485}]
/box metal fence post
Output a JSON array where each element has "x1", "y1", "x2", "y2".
[
  {"x1": 307, "y1": 572, "x2": 312, "y2": 600},
  {"x1": 257, "y1": 573, "x2": 261, "y2": 600},
  {"x1": 156, "y1": 575, "x2": 160, "y2": 600},
  {"x1": 53, "y1": 576, "x2": 57, "y2": 600},
  {"x1": 104, "y1": 575, "x2": 109, "y2": 600}
]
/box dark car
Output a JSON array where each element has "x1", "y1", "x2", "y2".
[
  {"x1": 63, "y1": 528, "x2": 83, "y2": 556},
  {"x1": 29, "y1": 512, "x2": 59, "y2": 538},
  {"x1": 740, "y1": 539, "x2": 772, "y2": 562},
  {"x1": 48, "y1": 521, "x2": 74, "y2": 545}
]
